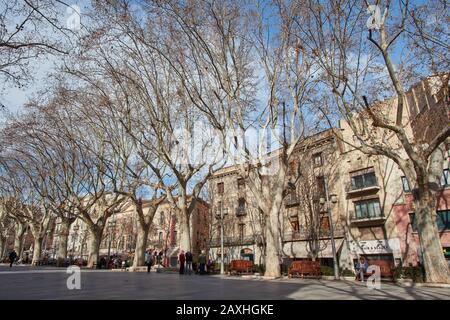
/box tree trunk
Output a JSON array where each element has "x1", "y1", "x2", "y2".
[
  {"x1": 415, "y1": 191, "x2": 450, "y2": 283},
  {"x1": 133, "y1": 224, "x2": 149, "y2": 268},
  {"x1": 87, "y1": 227, "x2": 103, "y2": 269},
  {"x1": 57, "y1": 218, "x2": 71, "y2": 267},
  {"x1": 31, "y1": 237, "x2": 44, "y2": 265},
  {"x1": 132, "y1": 200, "x2": 158, "y2": 268},
  {"x1": 14, "y1": 222, "x2": 27, "y2": 257},
  {"x1": 264, "y1": 205, "x2": 282, "y2": 278},
  {"x1": 178, "y1": 206, "x2": 191, "y2": 252},
  {"x1": 0, "y1": 236, "x2": 5, "y2": 259}
]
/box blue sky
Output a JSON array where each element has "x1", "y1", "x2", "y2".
[{"x1": 1, "y1": 0, "x2": 444, "y2": 119}]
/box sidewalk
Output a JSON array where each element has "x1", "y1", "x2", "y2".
[{"x1": 208, "y1": 273, "x2": 450, "y2": 288}]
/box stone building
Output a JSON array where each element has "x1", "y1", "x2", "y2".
[
  {"x1": 392, "y1": 74, "x2": 450, "y2": 267},
  {"x1": 207, "y1": 74, "x2": 450, "y2": 273},
  {"x1": 208, "y1": 129, "x2": 347, "y2": 269}
]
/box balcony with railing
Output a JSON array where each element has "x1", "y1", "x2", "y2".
[
  {"x1": 282, "y1": 225, "x2": 345, "y2": 242},
  {"x1": 285, "y1": 193, "x2": 300, "y2": 208},
  {"x1": 208, "y1": 234, "x2": 263, "y2": 248},
  {"x1": 236, "y1": 207, "x2": 247, "y2": 217},
  {"x1": 345, "y1": 173, "x2": 380, "y2": 197},
  {"x1": 349, "y1": 209, "x2": 386, "y2": 227}
]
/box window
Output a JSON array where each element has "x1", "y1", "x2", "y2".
[
  {"x1": 401, "y1": 176, "x2": 411, "y2": 193},
  {"x1": 436, "y1": 210, "x2": 450, "y2": 231},
  {"x1": 350, "y1": 168, "x2": 377, "y2": 190},
  {"x1": 290, "y1": 220, "x2": 300, "y2": 232},
  {"x1": 410, "y1": 210, "x2": 450, "y2": 232},
  {"x1": 238, "y1": 197, "x2": 246, "y2": 209},
  {"x1": 354, "y1": 199, "x2": 382, "y2": 219},
  {"x1": 288, "y1": 161, "x2": 298, "y2": 175},
  {"x1": 159, "y1": 212, "x2": 165, "y2": 225},
  {"x1": 316, "y1": 176, "x2": 326, "y2": 198},
  {"x1": 237, "y1": 198, "x2": 246, "y2": 216},
  {"x1": 217, "y1": 182, "x2": 224, "y2": 194},
  {"x1": 158, "y1": 232, "x2": 163, "y2": 244},
  {"x1": 171, "y1": 231, "x2": 177, "y2": 246},
  {"x1": 321, "y1": 215, "x2": 329, "y2": 231},
  {"x1": 441, "y1": 169, "x2": 450, "y2": 187},
  {"x1": 313, "y1": 153, "x2": 323, "y2": 167},
  {"x1": 239, "y1": 223, "x2": 245, "y2": 241},
  {"x1": 237, "y1": 178, "x2": 245, "y2": 189}
]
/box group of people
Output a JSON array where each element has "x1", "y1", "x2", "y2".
[
  {"x1": 144, "y1": 249, "x2": 164, "y2": 273},
  {"x1": 98, "y1": 255, "x2": 130, "y2": 269},
  {"x1": 178, "y1": 250, "x2": 213, "y2": 275},
  {"x1": 142, "y1": 248, "x2": 213, "y2": 275},
  {"x1": 177, "y1": 250, "x2": 194, "y2": 275}
]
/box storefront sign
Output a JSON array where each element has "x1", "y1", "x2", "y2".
[{"x1": 349, "y1": 238, "x2": 400, "y2": 254}]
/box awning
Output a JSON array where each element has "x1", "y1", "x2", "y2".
[{"x1": 282, "y1": 239, "x2": 344, "y2": 258}]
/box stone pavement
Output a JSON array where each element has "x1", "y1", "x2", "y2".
[{"x1": 0, "y1": 265, "x2": 449, "y2": 300}]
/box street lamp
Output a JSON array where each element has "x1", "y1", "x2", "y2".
[
  {"x1": 217, "y1": 201, "x2": 228, "y2": 275},
  {"x1": 79, "y1": 230, "x2": 86, "y2": 263},
  {"x1": 53, "y1": 227, "x2": 59, "y2": 260},
  {"x1": 107, "y1": 219, "x2": 116, "y2": 268},
  {"x1": 71, "y1": 224, "x2": 79, "y2": 262},
  {"x1": 43, "y1": 229, "x2": 51, "y2": 257},
  {"x1": 319, "y1": 177, "x2": 339, "y2": 280}
]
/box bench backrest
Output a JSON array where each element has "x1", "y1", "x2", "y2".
[
  {"x1": 290, "y1": 260, "x2": 320, "y2": 272},
  {"x1": 230, "y1": 260, "x2": 253, "y2": 269}
]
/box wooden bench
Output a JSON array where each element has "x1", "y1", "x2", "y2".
[
  {"x1": 229, "y1": 260, "x2": 253, "y2": 275},
  {"x1": 288, "y1": 260, "x2": 321, "y2": 279},
  {"x1": 358, "y1": 260, "x2": 394, "y2": 280}
]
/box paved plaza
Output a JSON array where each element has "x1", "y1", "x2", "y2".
[{"x1": 0, "y1": 265, "x2": 449, "y2": 300}]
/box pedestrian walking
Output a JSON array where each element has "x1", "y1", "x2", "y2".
[
  {"x1": 145, "y1": 250, "x2": 153, "y2": 273},
  {"x1": 9, "y1": 250, "x2": 17, "y2": 268},
  {"x1": 178, "y1": 250, "x2": 186, "y2": 275},
  {"x1": 185, "y1": 251, "x2": 193, "y2": 275}
]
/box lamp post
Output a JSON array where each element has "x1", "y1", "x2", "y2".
[
  {"x1": 319, "y1": 176, "x2": 339, "y2": 280},
  {"x1": 218, "y1": 201, "x2": 228, "y2": 275},
  {"x1": 107, "y1": 219, "x2": 116, "y2": 268},
  {"x1": 71, "y1": 224, "x2": 79, "y2": 262},
  {"x1": 79, "y1": 230, "x2": 86, "y2": 263},
  {"x1": 43, "y1": 229, "x2": 51, "y2": 257},
  {"x1": 53, "y1": 230, "x2": 59, "y2": 260}
]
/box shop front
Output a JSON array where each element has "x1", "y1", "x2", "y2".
[{"x1": 348, "y1": 238, "x2": 402, "y2": 266}]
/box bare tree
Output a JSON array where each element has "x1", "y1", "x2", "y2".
[
  {"x1": 58, "y1": 1, "x2": 227, "y2": 254},
  {"x1": 0, "y1": 196, "x2": 16, "y2": 258},
  {"x1": 0, "y1": 0, "x2": 73, "y2": 95},
  {"x1": 297, "y1": 0, "x2": 450, "y2": 283},
  {"x1": 83, "y1": 101, "x2": 168, "y2": 268},
  {"x1": 0, "y1": 159, "x2": 52, "y2": 265},
  {"x1": 148, "y1": 0, "x2": 322, "y2": 277}
]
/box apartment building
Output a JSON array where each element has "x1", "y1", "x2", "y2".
[
  {"x1": 207, "y1": 74, "x2": 450, "y2": 272},
  {"x1": 207, "y1": 164, "x2": 265, "y2": 266},
  {"x1": 208, "y1": 129, "x2": 348, "y2": 269},
  {"x1": 392, "y1": 74, "x2": 450, "y2": 267}
]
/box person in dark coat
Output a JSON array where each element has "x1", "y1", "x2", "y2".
[
  {"x1": 185, "y1": 251, "x2": 193, "y2": 275},
  {"x1": 178, "y1": 251, "x2": 186, "y2": 275},
  {"x1": 145, "y1": 250, "x2": 153, "y2": 273},
  {"x1": 9, "y1": 250, "x2": 17, "y2": 268},
  {"x1": 198, "y1": 251, "x2": 207, "y2": 275}
]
